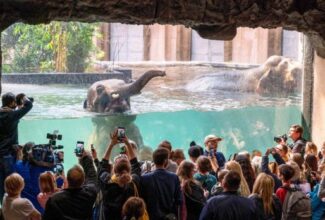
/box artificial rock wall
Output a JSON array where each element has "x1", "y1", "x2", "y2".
[{"x1": 1, "y1": 0, "x2": 324, "y2": 57}]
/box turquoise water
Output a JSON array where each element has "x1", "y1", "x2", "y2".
[
  {"x1": 19, "y1": 106, "x2": 301, "y2": 170},
  {"x1": 3, "y1": 82, "x2": 302, "y2": 170}
]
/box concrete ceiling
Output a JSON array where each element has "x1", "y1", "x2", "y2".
[{"x1": 1, "y1": 0, "x2": 325, "y2": 57}]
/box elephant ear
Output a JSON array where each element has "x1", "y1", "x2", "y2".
[{"x1": 96, "y1": 84, "x2": 105, "y2": 95}]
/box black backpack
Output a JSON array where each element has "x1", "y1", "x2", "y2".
[{"x1": 281, "y1": 186, "x2": 311, "y2": 220}]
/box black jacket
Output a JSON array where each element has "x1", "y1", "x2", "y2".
[
  {"x1": 261, "y1": 155, "x2": 282, "y2": 192},
  {"x1": 289, "y1": 137, "x2": 307, "y2": 155},
  {"x1": 98, "y1": 158, "x2": 141, "y2": 220},
  {"x1": 248, "y1": 194, "x2": 282, "y2": 220},
  {"x1": 0, "y1": 100, "x2": 32, "y2": 156},
  {"x1": 43, "y1": 156, "x2": 98, "y2": 220},
  {"x1": 184, "y1": 182, "x2": 206, "y2": 220}
]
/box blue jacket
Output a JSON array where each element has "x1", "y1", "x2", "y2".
[
  {"x1": 309, "y1": 184, "x2": 325, "y2": 220},
  {"x1": 199, "y1": 191, "x2": 257, "y2": 220}
]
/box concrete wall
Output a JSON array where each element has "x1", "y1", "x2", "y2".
[
  {"x1": 282, "y1": 30, "x2": 303, "y2": 61},
  {"x1": 312, "y1": 54, "x2": 325, "y2": 147},
  {"x1": 110, "y1": 23, "x2": 144, "y2": 62},
  {"x1": 191, "y1": 30, "x2": 224, "y2": 62},
  {"x1": 231, "y1": 27, "x2": 271, "y2": 64},
  {"x1": 105, "y1": 24, "x2": 301, "y2": 64}
]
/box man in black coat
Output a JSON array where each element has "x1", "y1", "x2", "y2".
[
  {"x1": 288, "y1": 124, "x2": 307, "y2": 155},
  {"x1": 141, "y1": 148, "x2": 183, "y2": 220},
  {"x1": 0, "y1": 92, "x2": 33, "y2": 203},
  {"x1": 43, "y1": 152, "x2": 98, "y2": 220}
]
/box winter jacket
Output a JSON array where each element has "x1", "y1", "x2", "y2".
[
  {"x1": 309, "y1": 184, "x2": 325, "y2": 220},
  {"x1": 98, "y1": 158, "x2": 141, "y2": 220},
  {"x1": 249, "y1": 193, "x2": 282, "y2": 220},
  {"x1": 0, "y1": 100, "x2": 32, "y2": 156},
  {"x1": 43, "y1": 156, "x2": 98, "y2": 220},
  {"x1": 184, "y1": 182, "x2": 206, "y2": 220}
]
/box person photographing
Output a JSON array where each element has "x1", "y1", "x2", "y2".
[{"x1": 0, "y1": 92, "x2": 33, "y2": 204}]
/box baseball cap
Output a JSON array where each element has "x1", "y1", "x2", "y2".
[{"x1": 204, "y1": 134, "x2": 222, "y2": 144}]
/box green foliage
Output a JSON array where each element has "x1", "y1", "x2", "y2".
[
  {"x1": 66, "y1": 22, "x2": 95, "y2": 72},
  {"x1": 1, "y1": 22, "x2": 98, "y2": 73}
]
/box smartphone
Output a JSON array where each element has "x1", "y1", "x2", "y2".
[
  {"x1": 117, "y1": 127, "x2": 126, "y2": 142},
  {"x1": 209, "y1": 149, "x2": 215, "y2": 157},
  {"x1": 90, "y1": 144, "x2": 95, "y2": 153},
  {"x1": 75, "y1": 141, "x2": 84, "y2": 157}
]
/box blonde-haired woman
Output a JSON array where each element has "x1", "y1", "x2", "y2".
[
  {"x1": 2, "y1": 173, "x2": 41, "y2": 220},
  {"x1": 249, "y1": 173, "x2": 282, "y2": 220},
  {"x1": 225, "y1": 161, "x2": 250, "y2": 197}
]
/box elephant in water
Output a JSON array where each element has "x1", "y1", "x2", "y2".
[
  {"x1": 89, "y1": 115, "x2": 144, "y2": 158},
  {"x1": 84, "y1": 70, "x2": 166, "y2": 113},
  {"x1": 186, "y1": 56, "x2": 302, "y2": 96},
  {"x1": 85, "y1": 70, "x2": 166, "y2": 158}
]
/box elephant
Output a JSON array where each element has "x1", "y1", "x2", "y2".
[
  {"x1": 84, "y1": 70, "x2": 166, "y2": 113},
  {"x1": 85, "y1": 70, "x2": 165, "y2": 158},
  {"x1": 253, "y1": 56, "x2": 302, "y2": 95},
  {"x1": 186, "y1": 56, "x2": 302, "y2": 96}
]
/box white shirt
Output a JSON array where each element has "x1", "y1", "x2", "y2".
[{"x1": 2, "y1": 194, "x2": 35, "y2": 220}]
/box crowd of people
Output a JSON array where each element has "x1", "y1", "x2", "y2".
[{"x1": 1, "y1": 92, "x2": 325, "y2": 220}]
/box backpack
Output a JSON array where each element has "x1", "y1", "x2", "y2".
[{"x1": 281, "y1": 186, "x2": 311, "y2": 220}]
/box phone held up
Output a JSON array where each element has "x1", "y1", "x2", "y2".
[
  {"x1": 117, "y1": 127, "x2": 126, "y2": 142},
  {"x1": 75, "y1": 141, "x2": 84, "y2": 157}
]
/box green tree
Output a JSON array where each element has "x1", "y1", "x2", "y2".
[{"x1": 1, "y1": 22, "x2": 98, "y2": 73}]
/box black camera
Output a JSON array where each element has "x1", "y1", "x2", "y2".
[
  {"x1": 274, "y1": 134, "x2": 288, "y2": 143},
  {"x1": 15, "y1": 93, "x2": 34, "y2": 105},
  {"x1": 24, "y1": 130, "x2": 64, "y2": 165},
  {"x1": 47, "y1": 130, "x2": 63, "y2": 146}
]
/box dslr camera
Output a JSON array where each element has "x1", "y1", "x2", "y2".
[
  {"x1": 25, "y1": 130, "x2": 64, "y2": 164},
  {"x1": 16, "y1": 93, "x2": 34, "y2": 105},
  {"x1": 47, "y1": 130, "x2": 63, "y2": 146},
  {"x1": 274, "y1": 134, "x2": 288, "y2": 143}
]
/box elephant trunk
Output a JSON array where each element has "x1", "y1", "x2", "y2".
[{"x1": 115, "y1": 70, "x2": 166, "y2": 98}]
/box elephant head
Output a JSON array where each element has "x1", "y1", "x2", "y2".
[{"x1": 85, "y1": 70, "x2": 166, "y2": 113}]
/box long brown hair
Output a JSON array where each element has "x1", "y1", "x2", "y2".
[
  {"x1": 252, "y1": 173, "x2": 274, "y2": 215},
  {"x1": 177, "y1": 160, "x2": 198, "y2": 194},
  {"x1": 122, "y1": 197, "x2": 146, "y2": 220}
]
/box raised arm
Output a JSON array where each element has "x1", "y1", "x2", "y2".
[
  {"x1": 79, "y1": 152, "x2": 97, "y2": 187},
  {"x1": 11, "y1": 96, "x2": 33, "y2": 119}
]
